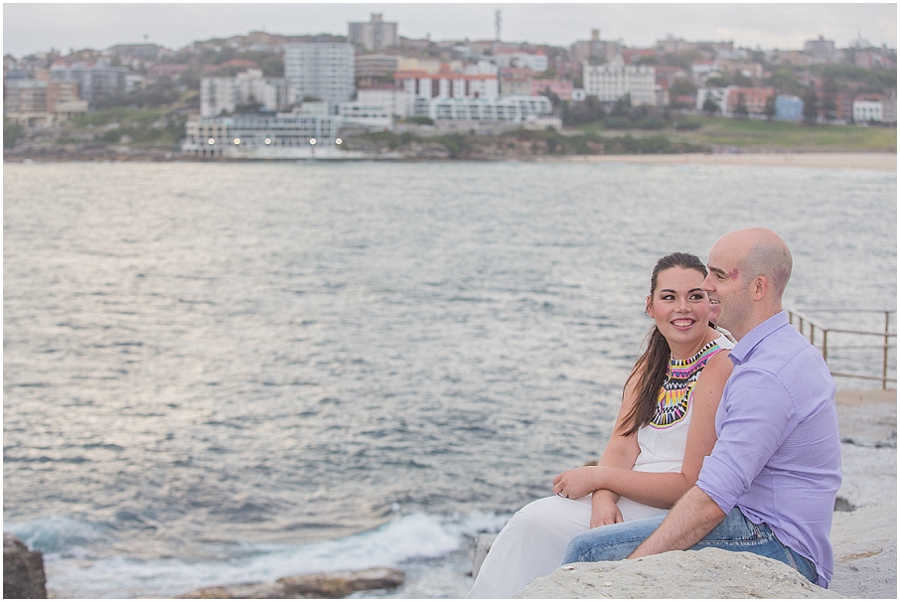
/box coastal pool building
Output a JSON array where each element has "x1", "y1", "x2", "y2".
[{"x1": 181, "y1": 110, "x2": 343, "y2": 158}]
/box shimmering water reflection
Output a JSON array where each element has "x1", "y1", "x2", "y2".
[{"x1": 3, "y1": 161, "x2": 896, "y2": 597}]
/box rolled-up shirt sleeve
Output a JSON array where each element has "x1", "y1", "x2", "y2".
[{"x1": 696, "y1": 367, "x2": 797, "y2": 514}]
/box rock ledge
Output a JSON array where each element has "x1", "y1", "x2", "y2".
[
  {"x1": 177, "y1": 567, "x2": 404, "y2": 599},
  {"x1": 514, "y1": 548, "x2": 841, "y2": 599}
]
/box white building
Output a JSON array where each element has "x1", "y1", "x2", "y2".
[
  {"x1": 411, "y1": 95, "x2": 553, "y2": 123},
  {"x1": 853, "y1": 99, "x2": 884, "y2": 123},
  {"x1": 395, "y1": 68, "x2": 500, "y2": 103},
  {"x1": 493, "y1": 52, "x2": 549, "y2": 73},
  {"x1": 337, "y1": 102, "x2": 393, "y2": 130},
  {"x1": 284, "y1": 43, "x2": 355, "y2": 103},
  {"x1": 182, "y1": 110, "x2": 345, "y2": 158},
  {"x1": 696, "y1": 87, "x2": 735, "y2": 114},
  {"x1": 582, "y1": 60, "x2": 656, "y2": 105},
  {"x1": 357, "y1": 86, "x2": 409, "y2": 118},
  {"x1": 124, "y1": 73, "x2": 146, "y2": 94},
  {"x1": 200, "y1": 69, "x2": 297, "y2": 117},
  {"x1": 348, "y1": 13, "x2": 399, "y2": 52},
  {"x1": 804, "y1": 36, "x2": 836, "y2": 63}
]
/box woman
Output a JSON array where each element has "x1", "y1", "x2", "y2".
[{"x1": 466, "y1": 252, "x2": 733, "y2": 599}]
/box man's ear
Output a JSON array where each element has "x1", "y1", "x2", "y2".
[{"x1": 752, "y1": 276, "x2": 768, "y2": 301}]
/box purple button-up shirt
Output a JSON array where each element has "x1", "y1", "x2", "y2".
[{"x1": 696, "y1": 311, "x2": 842, "y2": 587}]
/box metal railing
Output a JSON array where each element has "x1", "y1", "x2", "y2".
[{"x1": 788, "y1": 308, "x2": 896, "y2": 389}]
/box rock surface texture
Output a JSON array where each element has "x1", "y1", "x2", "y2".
[
  {"x1": 177, "y1": 567, "x2": 404, "y2": 599},
  {"x1": 3, "y1": 533, "x2": 48, "y2": 599},
  {"x1": 507, "y1": 389, "x2": 897, "y2": 599},
  {"x1": 514, "y1": 548, "x2": 843, "y2": 599}
]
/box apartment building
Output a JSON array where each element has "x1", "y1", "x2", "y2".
[
  {"x1": 696, "y1": 87, "x2": 732, "y2": 113},
  {"x1": 804, "y1": 36, "x2": 837, "y2": 63},
  {"x1": 4, "y1": 76, "x2": 86, "y2": 126},
  {"x1": 355, "y1": 54, "x2": 399, "y2": 87},
  {"x1": 656, "y1": 36, "x2": 734, "y2": 56},
  {"x1": 499, "y1": 69, "x2": 533, "y2": 97},
  {"x1": 410, "y1": 95, "x2": 553, "y2": 123},
  {"x1": 530, "y1": 78, "x2": 574, "y2": 101},
  {"x1": 284, "y1": 43, "x2": 355, "y2": 103},
  {"x1": 570, "y1": 29, "x2": 621, "y2": 63},
  {"x1": 853, "y1": 99, "x2": 883, "y2": 122},
  {"x1": 49, "y1": 61, "x2": 130, "y2": 105},
  {"x1": 493, "y1": 51, "x2": 549, "y2": 72},
  {"x1": 348, "y1": 13, "x2": 399, "y2": 52},
  {"x1": 200, "y1": 69, "x2": 296, "y2": 117},
  {"x1": 726, "y1": 87, "x2": 775, "y2": 114},
  {"x1": 774, "y1": 95, "x2": 803, "y2": 121},
  {"x1": 356, "y1": 85, "x2": 408, "y2": 118},
  {"x1": 337, "y1": 102, "x2": 392, "y2": 129},
  {"x1": 582, "y1": 60, "x2": 656, "y2": 105},
  {"x1": 395, "y1": 67, "x2": 500, "y2": 102}
]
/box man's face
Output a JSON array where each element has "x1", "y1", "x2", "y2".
[{"x1": 702, "y1": 241, "x2": 753, "y2": 335}]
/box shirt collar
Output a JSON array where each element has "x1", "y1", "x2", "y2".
[{"x1": 729, "y1": 311, "x2": 790, "y2": 365}]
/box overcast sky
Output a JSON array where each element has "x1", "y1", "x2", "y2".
[{"x1": 3, "y1": 2, "x2": 897, "y2": 58}]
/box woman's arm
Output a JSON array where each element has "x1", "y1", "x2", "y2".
[
  {"x1": 553, "y1": 370, "x2": 643, "y2": 513},
  {"x1": 553, "y1": 351, "x2": 732, "y2": 508}
]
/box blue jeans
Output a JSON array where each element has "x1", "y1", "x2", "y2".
[{"x1": 563, "y1": 507, "x2": 819, "y2": 585}]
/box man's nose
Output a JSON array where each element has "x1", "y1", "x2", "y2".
[{"x1": 701, "y1": 273, "x2": 714, "y2": 292}]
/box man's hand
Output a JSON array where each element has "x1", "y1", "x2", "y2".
[{"x1": 628, "y1": 486, "x2": 725, "y2": 558}]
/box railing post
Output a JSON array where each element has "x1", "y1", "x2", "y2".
[
  {"x1": 822, "y1": 329, "x2": 828, "y2": 363},
  {"x1": 884, "y1": 311, "x2": 891, "y2": 390}
]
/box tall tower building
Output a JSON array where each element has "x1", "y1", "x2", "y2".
[
  {"x1": 348, "y1": 13, "x2": 399, "y2": 52},
  {"x1": 283, "y1": 43, "x2": 355, "y2": 103}
]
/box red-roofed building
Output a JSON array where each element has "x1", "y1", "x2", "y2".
[
  {"x1": 726, "y1": 87, "x2": 775, "y2": 114},
  {"x1": 530, "y1": 78, "x2": 574, "y2": 100},
  {"x1": 621, "y1": 48, "x2": 657, "y2": 65},
  {"x1": 395, "y1": 67, "x2": 499, "y2": 100},
  {"x1": 147, "y1": 64, "x2": 189, "y2": 81}
]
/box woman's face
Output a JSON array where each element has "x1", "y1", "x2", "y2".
[{"x1": 646, "y1": 267, "x2": 711, "y2": 349}]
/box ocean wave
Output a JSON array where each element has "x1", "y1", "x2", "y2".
[
  {"x1": 4, "y1": 514, "x2": 111, "y2": 554},
  {"x1": 34, "y1": 510, "x2": 510, "y2": 598}
]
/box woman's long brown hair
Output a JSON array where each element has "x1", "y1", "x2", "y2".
[{"x1": 617, "y1": 252, "x2": 709, "y2": 437}]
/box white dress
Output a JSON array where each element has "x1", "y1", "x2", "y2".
[{"x1": 465, "y1": 336, "x2": 732, "y2": 599}]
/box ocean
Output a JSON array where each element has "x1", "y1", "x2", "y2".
[{"x1": 3, "y1": 160, "x2": 896, "y2": 598}]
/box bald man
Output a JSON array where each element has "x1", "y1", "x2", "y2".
[{"x1": 563, "y1": 228, "x2": 842, "y2": 588}]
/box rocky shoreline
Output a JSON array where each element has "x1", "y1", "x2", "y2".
[{"x1": 3, "y1": 144, "x2": 896, "y2": 171}]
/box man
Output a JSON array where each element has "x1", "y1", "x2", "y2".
[{"x1": 563, "y1": 228, "x2": 842, "y2": 587}]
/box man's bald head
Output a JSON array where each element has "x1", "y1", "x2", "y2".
[{"x1": 713, "y1": 228, "x2": 793, "y2": 299}]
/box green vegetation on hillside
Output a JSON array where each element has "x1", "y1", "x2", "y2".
[
  {"x1": 63, "y1": 107, "x2": 188, "y2": 147},
  {"x1": 352, "y1": 127, "x2": 709, "y2": 158},
  {"x1": 576, "y1": 115, "x2": 896, "y2": 152}
]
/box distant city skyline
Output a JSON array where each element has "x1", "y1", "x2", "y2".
[{"x1": 3, "y1": 3, "x2": 897, "y2": 58}]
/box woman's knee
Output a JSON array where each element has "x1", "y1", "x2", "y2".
[{"x1": 504, "y1": 495, "x2": 588, "y2": 539}]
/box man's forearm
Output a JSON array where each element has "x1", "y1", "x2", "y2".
[{"x1": 627, "y1": 486, "x2": 726, "y2": 558}]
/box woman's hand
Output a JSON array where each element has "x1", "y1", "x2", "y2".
[
  {"x1": 552, "y1": 466, "x2": 604, "y2": 500},
  {"x1": 590, "y1": 491, "x2": 623, "y2": 528}
]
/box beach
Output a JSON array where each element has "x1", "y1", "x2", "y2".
[{"x1": 549, "y1": 151, "x2": 897, "y2": 171}]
